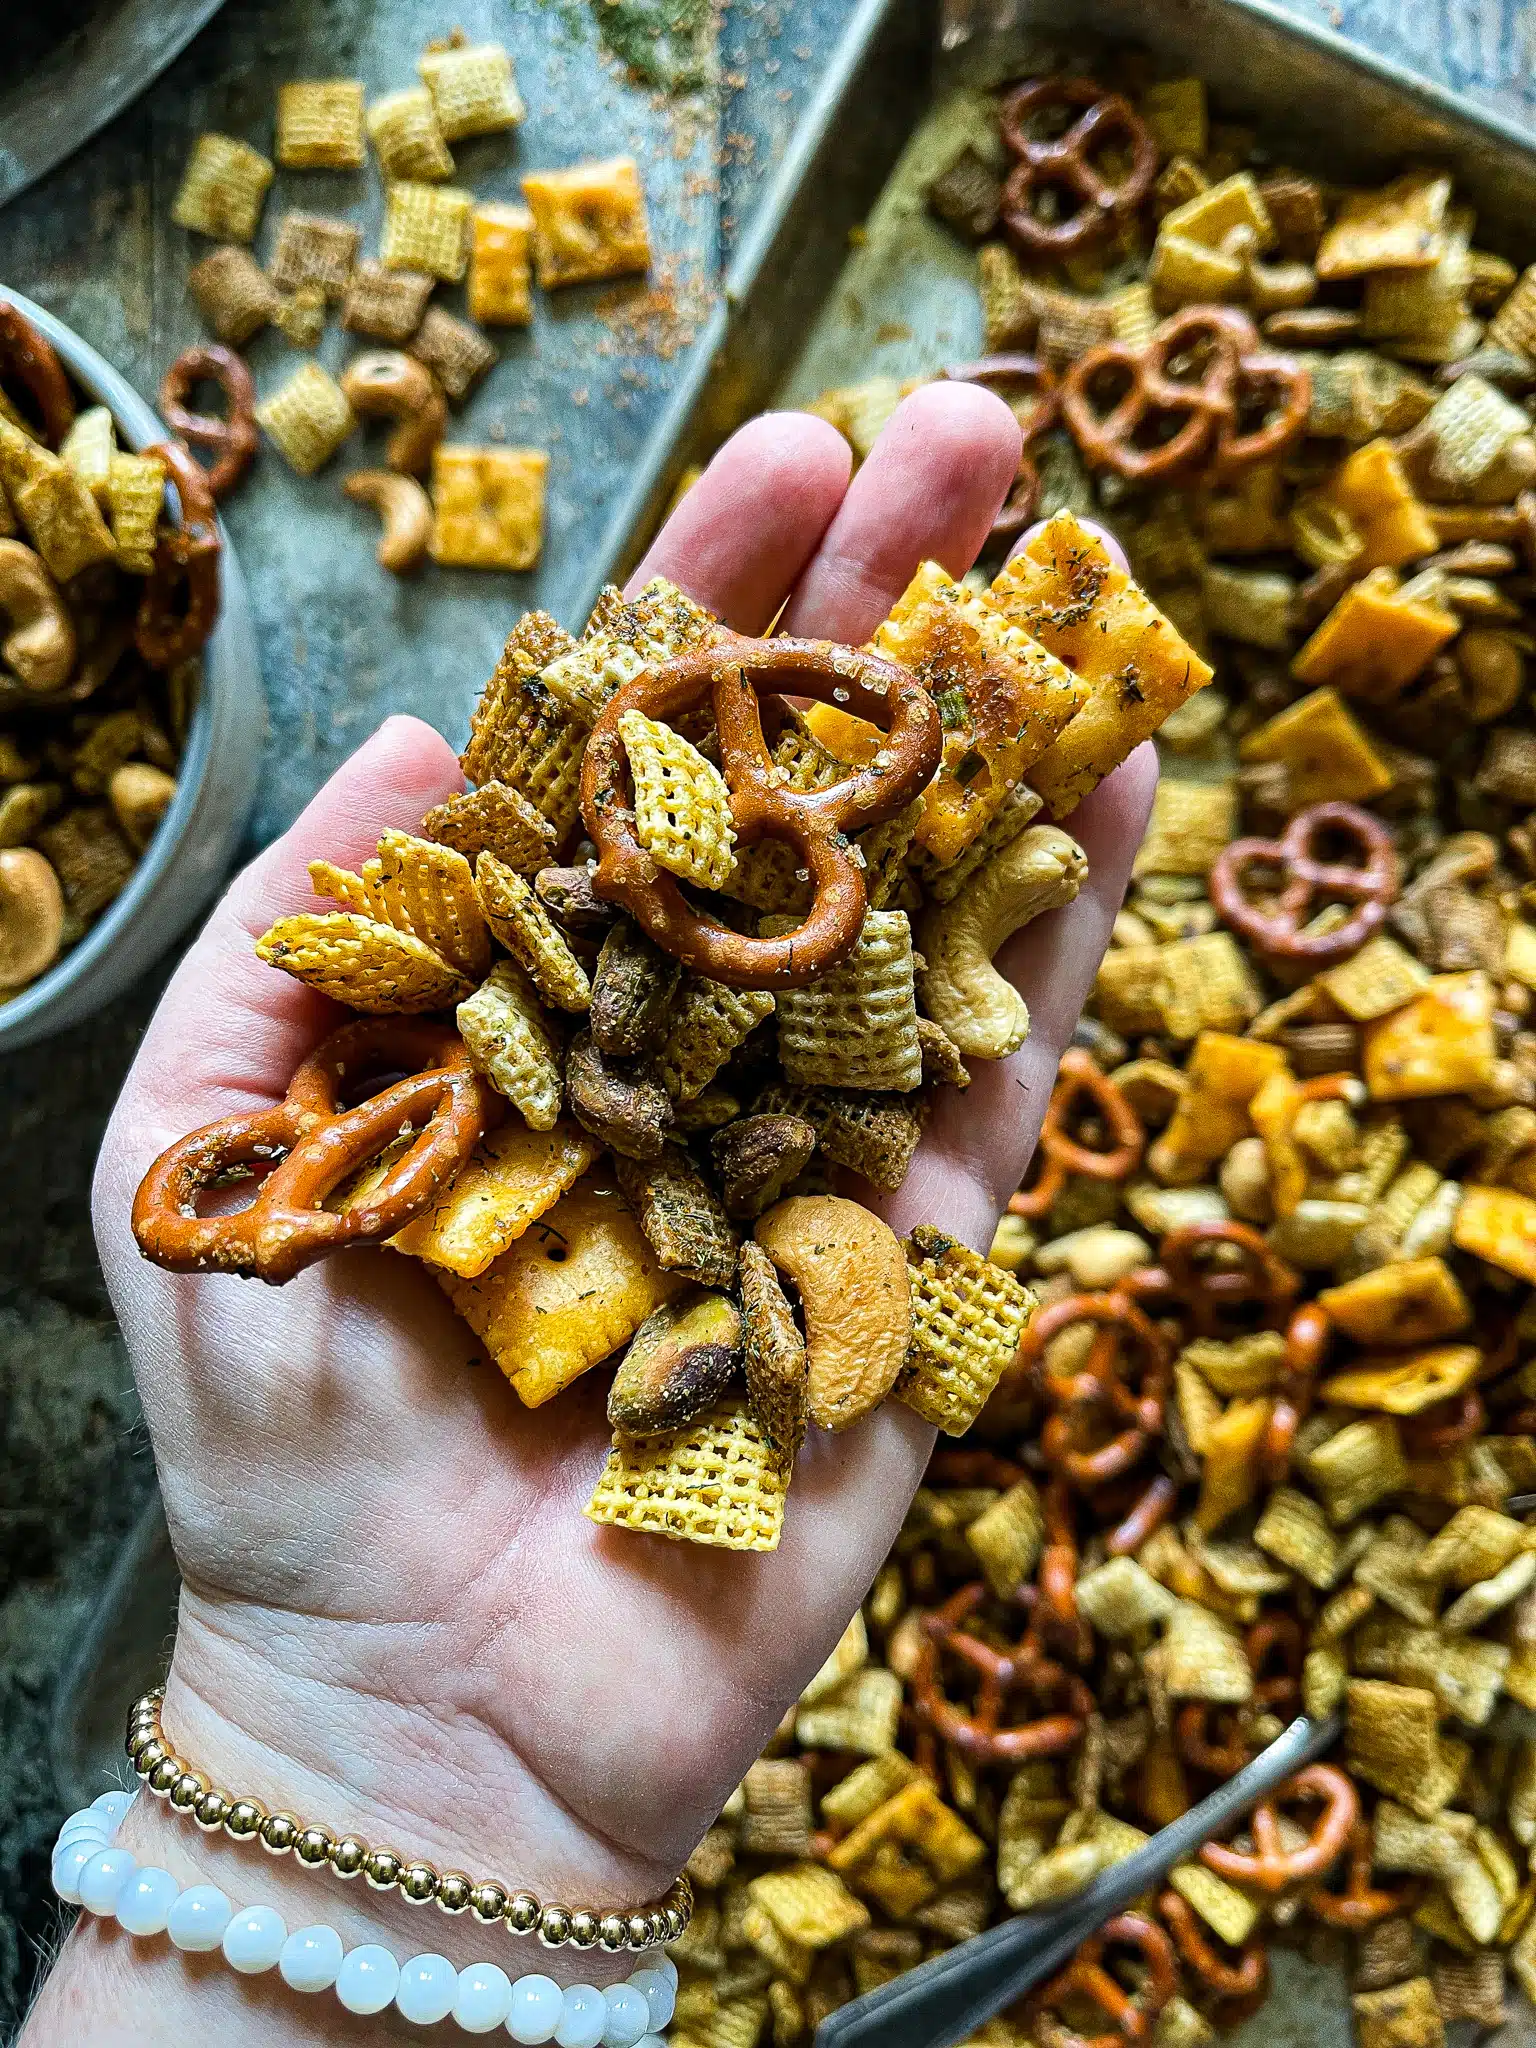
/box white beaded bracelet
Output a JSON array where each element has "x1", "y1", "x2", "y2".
[{"x1": 53, "y1": 1793, "x2": 675, "y2": 2045}]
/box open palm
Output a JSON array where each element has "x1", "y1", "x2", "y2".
[{"x1": 89, "y1": 385, "x2": 1157, "y2": 1970}]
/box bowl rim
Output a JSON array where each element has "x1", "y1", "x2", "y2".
[{"x1": 0, "y1": 288, "x2": 245, "y2": 1038}]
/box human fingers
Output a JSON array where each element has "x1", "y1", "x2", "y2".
[
  {"x1": 624, "y1": 410, "x2": 853, "y2": 632},
  {"x1": 781, "y1": 382, "x2": 1022, "y2": 642}
]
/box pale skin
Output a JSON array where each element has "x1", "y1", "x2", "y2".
[{"x1": 23, "y1": 384, "x2": 1156, "y2": 2042}]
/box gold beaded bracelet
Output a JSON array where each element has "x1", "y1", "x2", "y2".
[{"x1": 125, "y1": 1688, "x2": 692, "y2": 1954}]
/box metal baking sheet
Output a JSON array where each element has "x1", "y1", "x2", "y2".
[
  {"x1": 580, "y1": 0, "x2": 1536, "y2": 619},
  {"x1": 0, "y1": 0, "x2": 227, "y2": 210}
]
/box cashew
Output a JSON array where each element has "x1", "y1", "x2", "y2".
[
  {"x1": 0, "y1": 540, "x2": 75, "y2": 691},
  {"x1": 108, "y1": 761, "x2": 178, "y2": 850},
  {"x1": 917, "y1": 823, "x2": 1088, "y2": 1059},
  {"x1": 343, "y1": 470, "x2": 432, "y2": 575},
  {"x1": 338, "y1": 351, "x2": 446, "y2": 476},
  {"x1": 0, "y1": 845, "x2": 65, "y2": 990},
  {"x1": 754, "y1": 1194, "x2": 911, "y2": 1431}
]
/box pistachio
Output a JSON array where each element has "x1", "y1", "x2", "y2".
[
  {"x1": 589, "y1": 917, "x2": 682, "y2": 1057},
  {"x1": 607, "y1": 1289, "x2": 743, "y2": 1438},
  {"x1": 564, "y1": 1031, "x2": 673, "y2": 1160},
  {"x1": 712, "y1": 1114, "x2": 819, "y2": 1221}
]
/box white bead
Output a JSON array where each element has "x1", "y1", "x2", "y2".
[
  {"x1": 507, "y1": 1972, "x2": 564, "y2": 2042},
  {"x1": 555, "y1": 1984, "x2": 608, "y2": 2048},
  {"x1": 90, "y1": 1790, "x2": 135, "y2": 1828},
  {"x1": 56, "y1": 1813, "x2": 109, "y2": 1853},
  {"x1": 78, "y1": 1848, "x2": 137, "y2": 1917},
  {"x1": 117, "y1": 1867, "x2": 180, "y2": 1938},
  {"x1": 454, "y1": 1961, "x2": 513, "y2": 2033},
  {"x1": 336, "y1": 1944, "x2": 400, "y2": 2016},
  {"x1": 167, "y1": 1885, "x2": 233, "y2": 1953},
  {"x1": 397, "y1": 1953, "x2": 458, "y2": 2025},
  {"x1": 628, "y1": 1969, "x2": 675, "y2": 2032},
  {"x1": 223, "y1": 1905, "x2": 287, "y2": 1974},
  {"x1": 601, "y1": 1983, "x2": 651, "y2": 2047},
  {"x1": 51, "y1": 1841, "x2": 98, "y2": 1905},
  {"x1": 635, "y1": 2036, "x2": 668, "y2": 2048},
  {"x1": 279, "y1": 1924, "x2": 345, "y2": 1994},
  {"x1": 654, "y1": 1954, "x2": 678, "y2": 1991}
]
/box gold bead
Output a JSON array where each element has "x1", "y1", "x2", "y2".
[
  {"x1": 169, "y1": 1771, "x2": 207, "y2": 1811},
  {"x1": 538, "y1": 1904, "x2": 572, "y2": 1948},
  {"x1": 665, "y1": 1902, "x2": 686, "y2": 1941},
  {"x1": 506, "y1": 1891, "x2": 541, "y2": 1935},
  {"x1": 130, "y1": 1734, "x2": 163, "y2": 1773},
  {"x1": 568, "y1": 1909, "x2": 600, "y2": 1950},
  {"x1": 328, "y1": 1836, "x2": 369, "y2": 1880},
  {"x1": 399, "y1": 1861, "x2": 439, "y2": 1905},
  {"x1": 437, "y1": 1872, "x2": 472, "y2": 1915},
  {"x1": 261, "y1": 1812, "x2": 300, "y2": 1855},
  {"x1": 295, "y1": 1826, "x2": 334, "y2": 1868},
  {"x1": 469, "y1": 1881, "x2": 508, "y2": 1924},
  {"x1": 224, "y1": 1799, "x2": 266, "y2": 1841},
  {"x1": 364, "y1": 1848, "x2": 402, "y2": 1891},
  {"x1": 148, "y1": 1756, "x2": 181, "y2": 1795},
  {"x1": 193, "y1": 1789, "x2": 230, "y2": 1832},
  {"x1": 598, "y1": 1913, "x2": 629, "y2": 1953},
  {"x1": 626, "y1": 1912, "x2": 653, "y2": 1952}
]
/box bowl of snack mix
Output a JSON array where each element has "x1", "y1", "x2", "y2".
[{"x1": 0, "y1": 288, "x2": 263, "y2": 1051}]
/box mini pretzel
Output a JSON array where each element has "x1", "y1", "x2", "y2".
[
  {"x1": 1035, "y1": 1472, "x2": 1089, "y2": 1663},
  {"x1": 1177, "y1": 1703, "x2": 1258, "y2": 1779},
  {"x1": 1209, "y1": 800, "x2": 1400, "y2": 967},
  {"x1": 159, "y1": 344, "x2": 258, "y2": 499},
  {"x1": 1158, "y1": 1889, "x2": 1268, "y2": 2007},
  {"x1": 0, "y1": 299, "x2": 76, "y2": 447},
  {"x1": 132, "y1": 1019, "x2": 494, "y2": 1283},
  {"x1": 998, "y1": 77, "x2": 1158, "y2": 257},
  {"x1": 1199, "y1": 1762, "x2": 1359, "y2": 1892},
  {"x1": 1024, "y1": 1291, "x2": 1170, "y2": 1489},
  {"x1": 1131, "y1": 1220, "x2": 1301, "y2": 1339},
  {"x1": 912, "y1": 1580, "x2": 1093, "y2": 1761},
  {"x1": 1247, "y1": 1614, "x2": 1304, "y2": 1716},
  {"x1": 1401, "y1": 1385, "x2": 1485, "y2": 1453},
  {"x1": 1261, "y1": 1300, "x2": 1330, "y2": 1486},
  {"x1": 1025, "y1": 1912, "x2": 1177, "y2": 2048},
  {"x1": 944, "y1": 354, "x2": 1060, "y2": 539},
  {"x1": 1103, "y1": 1471, "x2": 1177, "y2": 1556},
  {"x1": 582, "y1": 631, "x2": 942, "y2": 990},
  {"x1": 1010, "y1": 1049, "x2": 1145, "y2": 1220},
  {"x1": 1306, "y1": 1819, "x2": 1419, "y2": 1930},
  {"x1": 134, "y1": 441, "x2": 224, "y2": 671}
]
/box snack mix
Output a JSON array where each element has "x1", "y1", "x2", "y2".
[
  {"x1": 0, "y1": 301, "x2": 212, "y2": 1001},
  {"x1": 131, "y1": 51, "x2": 1536, "y2": 2048}
]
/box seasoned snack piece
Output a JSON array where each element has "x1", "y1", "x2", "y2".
[
  {"x1": 543, "y1": 576, "x2": 721, "y2": 726},
  {"x1": 656, "y1": 975, "x2": 776, "y2": 1102},
  {"x1": 456, "y1": 961, "x2": 564, "y2": 1129},
  {"x1": 468, "y1": 203, "x2": 535, "y2": 327},
  {"x1": 1238, "y1": 686, "x2": 1394, "y2": 810},
  {"x1": 444, "y1": 1176, "x2": 682, "y2": 1406},
  {"x1": 368, "y1": 828, "x2": 490, "y2": 980},
  {"x1": 737, "y1": 1241, "x2": 808, "y2": 1463},
  {"x1": 919, "y1": 778, "x2": 1044, "y2": 905},
  {"x1": 187, "y1": 245, "x2": 281, "y2": 345},
  {"x1": 429, "y1": 445, "x2": 547, "y2": 571},
  {"x1": 344, "y1": 471, "x2": 432, "y2": 575},
  {"x1": 1133, "y1": 780, "x2": 1237, "y2": 880},
  {"x1": 408, "y1": 307, "x2": 497, "y2": 403},
  {"x1": 773, "y1": 910, "x2": 922, "y2": 1092},
  {"x1": 391, "y1": 1118, "x2": 600, "y2": 1277},
  {"x1": 608, "y1": 1290, "x2": 742, "y2": 1436},
  {"x1": 308, "y1": 858, "x2": 371, "y2": 912},
  {"x1": 916, "y1": 1015, "x2": 971, "y2": 1090},
  {"x1": 339, "y1": 351, "x2": 447, "y2": 476},
  {"x1": 418, "y1": 39, "x2": 524, "y2": 139},
  {"x1": 589, "y1": 918, "x2": 681, "y2": 1057},
  {"x1": 585, "y1": 1397, "x2": 788, "y2": 1553},
  {"x1": 276, "y1": 81, "x2": 366, "y2": 170},
  {"x1": 255, "y1": 362, "x2": 355, "y2": 476},
  {"x1": 35, "y1": 808, "x2": 133, "y2": 922},
  {"x1": 366, "y1": 88, "x2": 454, "y2": 182},
  {"x1": 341, "y1": 260, "x2": 434, "y2": 343},
  {"x1": 1316, "y1": 174, "x2": 1451, "y2": 281},
  {"x1": 59, "y1": 406, "x2": 114, "y2": 500},
  {"x1": 461, "y1": 608, "x2": 579, "y2": 786},
  {"x1": 0, "y1": 421, "x2": 116, "y2": 582},
  {"x1": 170, "y1": 134, "x2": 274, "y2": 242},
  {"x1": 271, "y1": 285, "x2": 326, "y2": 351},
  {"x1": 750, "y1": 1864, "x2": 871, "y2": 1948},
  {"x1": 381, "y1": 181, "x2": 473, "y2": 281},
  {"x1": 267, "y1": 211, "x2": 361, "y2": 300},
  {"x1": 565, "y1": 1031, "x2": 673, "y2": 1160},
  {"x1": 755, "y1": 1196, "x2": 912, "y2": 1432},
  {"x1": 897, "y1": 1225, "x2": 1034, "y2": 1435},
  {"x1": 474, "y1": 851, "x2": 590, "y2": 1012},
  {"x1": 521, "y1": 158, "x2": 651, "y2": 288},
  {"x1": 423, "y1": 782, "x2": 556, "y2": 874},
  {"x1": 985, "y1": 512, "x2": 1215, "y2": 813},
  {"x1": 813, "y1": 1091, "x2": 924, "y2": 1192},
  {"x1": 255, "y1": 912, "x2": 471, "y2": 1013},
  {"x1": 613, "y1": 1149, "x2": 738, "y2": 1289},
  {"x1": 619, "y1": 707, "x2": 737, "y2": 889},
  {"x1": 712, "y1": 1115, "x2": 818, "y2": 1221},
  {"x1": 107, "y1": 453, "x2": 167, "y2": 576}
]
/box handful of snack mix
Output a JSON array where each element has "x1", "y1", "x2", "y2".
[{"x1": 132, "y1": 511, "x2": 1211, "y2": 1560}]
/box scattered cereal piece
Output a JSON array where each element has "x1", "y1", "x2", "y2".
[
  {"x1": 429, "y1": 444, "x2": 547, "y2": 571},
  {"x1": 267, "y1": 210, "x2": 361, "y2": 300},
  {"x1": 366, "y1": 88, "x2": 455, "y2": 181},
  {"x1": 381, "y1": 180, "x2": 473, "y2": 281},
  {"x1": 586, "y1": 1397, "x2": 788, "y2": 1552},
  {"x1": 521, "y1": 157, "x2": 651, "y2": 288},
  {"x1": 369, "y1": 828, "x2": 490, "y2": 981},
  {"x1": 106, "y1": 452, "x2": 166, "y2": 576},
  {"x1": 418, "y1": 39, "x2": 524, "y2": 139},
  {"x1": 620, "y1": 707, "x2": 737, "y2": 890},
  {"x1": 456, "y1": 960, "x2": 565, "y2": 1129},
  {"x1": 341, "y1": 259, "x2": 434, "y2": 343},
  {"x1": 897, "y1": 1224, "x2": 1033, "y2": 1435},
  {"x1": 613, "y1": 1148, "x2": 739, "y2": 1290},
  {"x1": 422, "y1": 782, "x2": 556, "y2": 874},
  {"x1": 407, "y1": 306, "x2": 497, "y2": 403},
  {"x1": 275, "y1": 80, "x2": 367, "y2": 170},
  {"x1": 255, "y1": 362, "x2": 356, "y2": 475},
  {"x1": 272, "y1": 284, "x2": 327, "y2": 351},
  {"x1": 171, "y1": 133, "x2": 274, "y2": 243},
  {"x1": 187, "y1": 244, "x2": 281, "y2": 344},
  {"x1": 254, "y1": 911, "x2": 470, "y2": 1013},
  {"x1": 773, "y1": 910, "x2": 922, "y2": 1093},
  {"x1": 656, "y1": 974, "x2": 776, "y2": 1103},
  {"x1": 474, "y1": 851, "x2": 590, "y2": 1011}
]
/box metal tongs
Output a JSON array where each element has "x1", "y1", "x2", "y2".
[{"x1": 813, "y1": 1712, "x2": 1341, "y2": 2048}]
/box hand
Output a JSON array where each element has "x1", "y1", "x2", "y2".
[{"x1": 37, "y1": 385, "x2": 1154, "y2": 2039}]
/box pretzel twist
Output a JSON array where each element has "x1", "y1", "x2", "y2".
[
  {"x1": 944, "y1": 354, "x2": 1060, "y2": 539},
  {"x1": 1023, "y1": 1291, "x2": 1170, "y2": 1490},
  {"x1": 1262, "y1": 1300, "x2": 1331, "y2": 1486},
  {"x1": 998, "y1": 77, "x2": 1158, "y2": 257},
  {"x1": 582, "y1": 632, "x2": 941, "y2": 989},
  {"x1": 911, "y1": 1581, "x2": 1093, "y2": 1762},
  {"x1": 1026, "y1": 1911, "x2": 1177, "y2": 2048},
  {"x1": 1306, "y1": 1819, "x2": 1420, "y2": 1929},
  {"x1": 1199, "y1": 1763, "x2": 1359, "y2": 1892},
  {"x1": 0, "y1": 299, "x2": 76, "y2": 447},
  {"x1": 1209, "y1": 799, "x2": 1400, "y2": 966},
  {"x1": 133, "y1": 441, "x2": 224, "y2": 671},
  {"x1": 131, "y1": 1020, "x2": 495, "y2": 1283},
  {"x1": 1158, "y1": 1889, "x2": 1268, "y2": 2008},
  {"x1": 1010, "y1": 1048, "x2": 1145, "y2": 1220},
  {"x1": 159, "y1": 343, "x2": 258, "y2": 499},
  {"x1": 1129, "y1": 1220, "x2": 1301, "y2": 1339}
]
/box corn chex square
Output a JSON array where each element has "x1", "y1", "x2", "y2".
[
  {"x1": 585, "y1": 1399, "x2": 789, "y2": 1552},
  {"x1": 542, "y1": 577, "x2": 720, "y2": 725},
  {"x1": 256, "y1": 362, "x2": 356, "y2": 475},
  {"x1": 419, "y1": 39, "x2": 524, "y2": 139},
  {"x1": 366, "y1": 89, "x2": 455, "y2": 181},
  {"x1": 620, "y1": 709, "x2": 737, "y2": 890},
  {"x1": 656, "y1": 976, "x2": 776, "y2": 1102},
  {"x1": 171, "y1": 133, "x2": 274, "y2": 242},
  {"x1": 771, "y1": 910, "x2": 922, "y2": 1092},
  {"x1": 276, "y1": 80, "x2": 366, "y2": 169},
  {"x1": 897, "y1": 1225, "x2": 1033, "y2": 1434},
  {"x1": 462, "y1": 610, "x2": 578, "y2": 782},
  {"x1": 382, "y1": 180, "x2": 473, "y2": 281}
]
